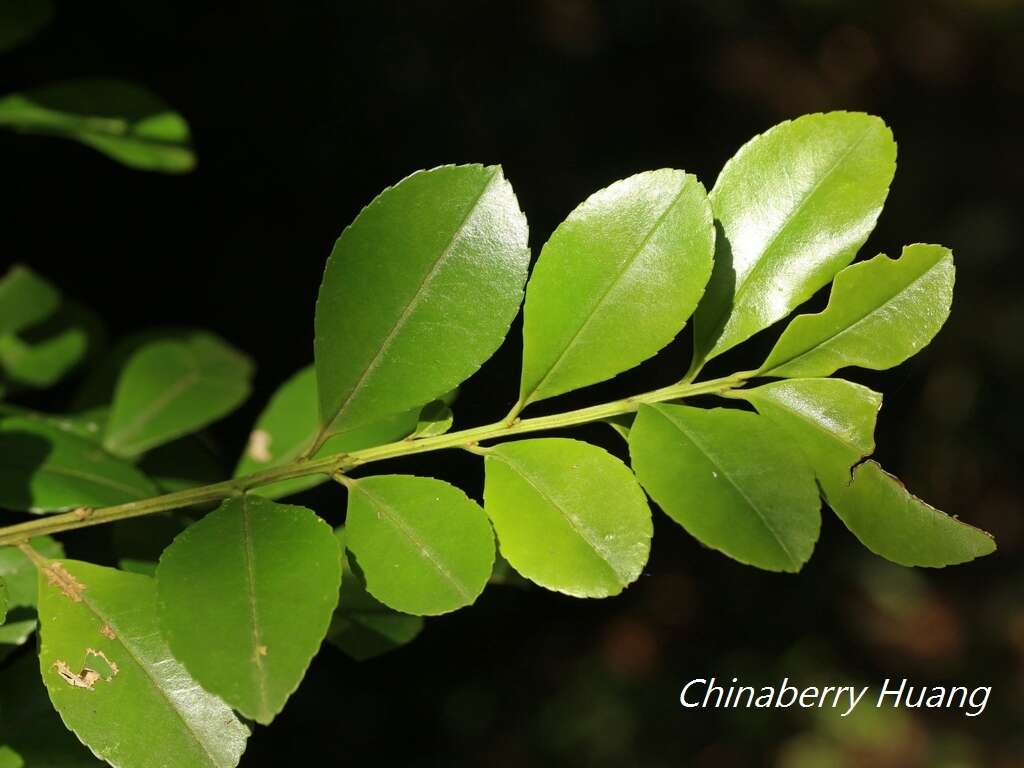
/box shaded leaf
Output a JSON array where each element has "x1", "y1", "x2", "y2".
[
  {"x1": 692, "y1": 112, "x2": 896, "y2": 367},
  {"x1": 0, "y1": 0, "x2": 54, "y2": 52},
  {"x1": 0, "y1": 265, "x2": 59, "y2": 337},
  {"x1": 0, "y1": 538, "x2": 63, "y2": 608},
  {"x1": 139, "y1": 434, "x2": 225, "y2": 493},
  {"x1": 233, "y1": 366, "x2": 418, "y2": 499},
  {"x1": 518, "y1": 170, "x2": 714, "y2": 406},
  {"x1": 630, "y1": 404, "x2": 820, "y2": 572},
  {"x1": 410, "y1": 399, "x2": 454, "y2": 438},
  {"x1": 103, "y1": 331, "x2": 253, "y2": 458},
  {"x1": 0, "y1": 578, "x2": 6, "y2": 624},
  {"x1": 157, "y1": 496, "x2": 340, "y2": 724},
  {"x1": 734, "y1": 378, "x2": 881, "y2": 500},
  {"x1": 759, "y1": 244, "x2": 955, "y2": 377},
  {"x1": 327, "y1": 528, "x2": 424, "y2": 661},
  {"x1": 830, "y1": 461, "x2": 996, "y2": 567},
  {"x1": 0, "y1": 79, "x2": 194, "y2": 173},
  {"x1": 37, "y1": 560, "x2": 249, "y2": 768},
  {"x1": 315, "y1": 164, "x2": 529, "y2": 439},
  {"x1": 483, "y1": 438, "x2": 652, "y2": 597},
  {"x1": 0, "y1": 417, "x2": 158, "y2": 512},
  {"x1": 345, "y1": 474, "x2": 494, "y2": 615}
]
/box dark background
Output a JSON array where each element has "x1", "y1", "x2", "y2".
[{"x1": 3, "y1": 1, "x2": 1022, "y2": 765}]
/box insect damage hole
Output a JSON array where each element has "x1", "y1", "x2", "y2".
[{"x1": 51, "y1": 648, "x2": 120, "y2": 690}]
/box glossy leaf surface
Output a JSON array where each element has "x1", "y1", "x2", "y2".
[
  {"x1": 233, "y1": 365, "x2": 417, "y2": 499},
  {"x1": 519, "y1": 170, "x2": 714, "y2": 405},
  {"x1": 345, "y1": 475, "x2": 494, "y2": 616},
  {"x1": 693, "y1": 112, "x2": 896, "y2": 365},
  {"x1": 157, "y1": 496, "x2": 341, "y2": 724},
  {"x1": 0, "y1": 80, "x2": 194, "y2": 172},
  {"x1": 483, "y1": 438, "x2": 652, "y2": 597},
  {"x1": 830, "y1": 461, "x2": 995, "y2": 567},
  {"x1": 736, "y1": 378, "x2": 881, "y2": 500},
  {"x1": 37, "y1": 560, "x2": 249, "y2": 768},
  {"x1": 315, "y1": 164, "x2": 529, "y2": 437},
  {"x1": 103, "y1": 332, "x2": 253, "y2": 458},
  {"x1": 759, "y1": 244, "x2": 955, "y2": 377},
  {"x1": 630, "y1": 404, "x2": 820, "y2": 572},
  {"x1": 0, "y1": 416, "x2": 158, "y2": 512}
]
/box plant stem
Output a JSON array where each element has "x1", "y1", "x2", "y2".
[{"x1": 0, "y1": 372, "x2": 749, "y2": 545}]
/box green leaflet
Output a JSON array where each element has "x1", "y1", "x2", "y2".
[
  {"x1": 328, "y1": 528, "x2": 424, "y2": 661},
  {"x1": 233, "y1": 366, "x2": 418, "y2": 499},
  {"x1": 0, "y1": 652, "x2": 102, "y2": 767},
  {"x1": 692, "y1": 112, "x2": 896, "y2": 368},
  {"x1": 103, "y1": 332, "x2": 253, "y2": 458},
  {"x1": 518, "y1": 170, "x2": 714, "y2": 406},
  {"x1": 344, "y1": 474, "x2": 494, "y2": 616},
  {"x1": 314, "y1": 164, "x2": 529, "y2": 439},
  {"x1": 37, "y1": 560, "x2": 249, "y2": 768},
  {"x1": 0, "y1": 416, "x2": 158, "y2": 512},
  {"x1": 758, "y1": 244, "x2": 955, "y2": 377},
  {"x1": 733, "y1": 378, "x2": 881, "y2": 500},
  {"x1": 0, "y1": 265, "x2": 59, "y2": 338},
  {"x1": 410, "y1": 399, "x2": 454, "y2": 438},
  {"x1": 629, "y1": 404, "x2": 820, "y2": 572},
  {"x1": 0, "y1": 578, "x2": 6, "y2": 624},
  {"x1": 830, "y1": 461, "x2": 996, "y2": 567},
  {"x1": 156, "y1": 496, "x2": 341, "y2": 724},
  {"x1": 0, "y1": 538, "x2": 63, "y2": 609},
  {"x1": 0, "y1": 302, "x2": 103, "y2": 390},
  {"x1": 0, "y1": 80, "x2": 194, "y2": 173},
  {"x1": 483, "y1": 438, "x2": 652, "y2": 598}
]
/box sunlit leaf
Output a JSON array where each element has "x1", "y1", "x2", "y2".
[
  {"x1": 692, "y1": 112, "x2": 896, "y2": 368},
  {"x1": 518, "y1": 170, "x2": 714, "y2": 406},
  {"x1": 315, "y1": 164, "x2": 529, "y2": 439},
  {"x1": 157, "y1": 496, "x2": 341, "y2": 724},
  {"x1": 630, "y1": 404, "x2": 820, "y2": 572},
  {"x1": 483, "y1": 438, "x2": 652, "y2": 597},
  {"x1": 37, "y1": 560, "x2": 249, "y2": 767},
  {"x1": 344, "y1": 474, "x2": 494, "y2": 616}
]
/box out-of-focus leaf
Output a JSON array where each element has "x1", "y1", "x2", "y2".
[
  {"x1": 518, "y1": 169, "x2": 714, "y2": 406},
  {"x1": 0, "y1": 578, "x2": 6, "y2": 624},
  {"x1": 630, "y1": 404, "x2": 821, "y2": 572},
  {"x1": 759, "y1": 244, "x2": 955, "y2": 378},
  {"x1": 0, "y1": 301, "x2": 104, "y2": 389},
  {"x1": 0, "y1": 0, "x2": 54, "y2": 52},
  {"x1": 734, "y1": 378, "x2": 881, "y2": 500},
  {"x1": 0, "y1": 79, "x2": 194, "y2": 173},
  {"x1": 0, "y1": 417, "x2": 158, "y2": 512},
  {"x1": 138, "y1": 434, "x2": 225, "y2": 493},
  {"x1": 692, "y1": 112, "x2": 896, "y2": 368},
  {"x1": 112, "y1": 515, "x2": 188, "y2": 575},
  {"x1": 233, "y1": 366, "x2": 418, "y2": 499},
  {"x1": 0, "y1": 537, "x2": 63, "y2": 608},
  {"x1": 37, "y1": 560, "x2": 249, "y2": 767},
  {"x1": 830, "y1": 461, "x2": 996, "y2": 567},
  {"x1": 345, "y1": 474, "x2": 494, "y2": 616},
  {"x1": 103, "y1": 331, "x2": 253, "y2": 458},
  {"x1": 157, "y1": 496, "x2": 340, "y2": 724},
  {"x1": 0, "y1": 265, "x2": 59, "y2": 337},
  {"x1": 483, "y1": 438, "x2": 652, "y2": 597},
  {"x1": 315, "y1": 164, "x2": 529, "y2": 439}
]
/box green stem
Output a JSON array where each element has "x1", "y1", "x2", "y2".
[{"x1": 0, "y1": 372, "x2": 749, "y2": 545}]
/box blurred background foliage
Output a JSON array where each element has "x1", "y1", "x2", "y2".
[{"x1": 1, "y1": 0, "x2": 1021, "y2": 765}]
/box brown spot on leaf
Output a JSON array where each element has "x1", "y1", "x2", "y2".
[
  {"x1": 44, "y1": 563, "x2": 85, "y2": 602},
  {"x1": 52, "y1": 660, "x2": 102, "y2": 690},
  {"x1": 100, "y1": 624, "x2": 117, "y2": 640},
  {"x1": 256, "y1": 645, "x2": 268, "y2": 657}
]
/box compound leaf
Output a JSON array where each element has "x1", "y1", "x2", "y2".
[
  {"x1": 0, "y1": 80, "x2": 194, "y2": 173},
  {"x1": 315, "y1": 164, "x2": 529, "y2": 439},
  {"x1": 233, "y1": 365, "x2": 418, "y2": 499},
  {"x1": 519, "y1": 170, "x2": 714, "y2": 406},
  {"x1": 156, "y1": 496, "x2": 341, "y2": 724},
  {"x1": 735, "y1": 378, "x2": 881, "y2": 500},
  {"x1": 0, "y1": 416, "x2": 158, "y2": 512},
  {"x1": 630, "y1": 404, "x2": 820, "y2": 572},
  {"x1": 759, "y1": 244, "x2": 955, "y2": 377},
  {"x1": 37, "y1": 560, "x2": 249, "y2": 768},
  {"x1": 692, "y1": 112, "x2": 896, "y2": 367},
  {"x1": 483, "y1": 438, "x2": 652, "y2": 597},
  {"x1": 103, "y1": 332, "x2": 253, "y2": 458},
  {"x1": 344, "y1": 475, "x2": 494, "y2": 616}
]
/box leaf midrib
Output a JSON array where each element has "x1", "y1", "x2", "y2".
[
  {"x1": 239, "y1": 496, "x2": 272, "y2": 721},
  {"x1": 649, "y1": 407, "x2": 798, "y2": 567},
  {"x1": 323, "y1": 169, "x2": 499, "y2": 432}
]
